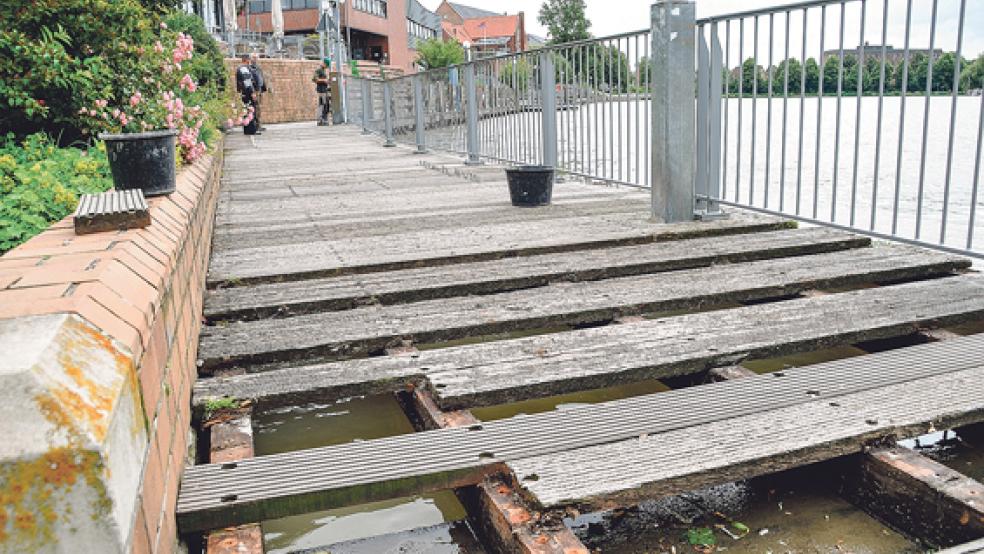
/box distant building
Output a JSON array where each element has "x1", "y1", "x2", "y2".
[
  {"x1": 527, "y1": 33, "x2": 546, "y2": 49},
  {"x1": 823, "y1": 42, "x2": 944, "y2": 64},
  {"x1": 436, "y1": 1, "x2": 526, "y2": 58},
  {"x1": 230, "y1": 0, "x2": 439, "y2": 73}
]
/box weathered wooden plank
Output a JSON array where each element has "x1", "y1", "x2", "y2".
[
  {"x1": 178, "y1": 334, "x2": 984, "y2": 532},
  {"x1": 192, "y1": 274, "x2": 984, "y2": 410},
  {"x1": 939, "y1": 538, "x2": 984, "y2": 553},
  {"x1": 837, "y1": 447, "x2": 984, "y2": 548},
  {"x1": 198, "y1": 246, "x2": 967, "y2": 372},
  {"x1": 509, "y1": 366, "x2": 984, "y2": 510},
  {"x1": 206, "y1": 211, "x2": 794, "y2": 287},
  {"x1": 205, "y1": 227, "x2": 870, "y2": 321}
]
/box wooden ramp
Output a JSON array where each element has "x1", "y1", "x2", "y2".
[{"x1": 182, "y1": 124, "x2": 984, "y2": 542}]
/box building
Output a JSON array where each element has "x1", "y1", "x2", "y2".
[
  {"x1": 226, "y1": 0, "x2": 439, "y2": 74},
  {"x1": 823, "y1": 43, "x2": 944, "y2": 64},
  {"x1": 527, "y1": 33, "x2": 546, "y2": 49},
  {"x1": 436, "y1": 1, "x2": 526, "y2": 58}
]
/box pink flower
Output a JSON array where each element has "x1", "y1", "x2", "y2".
[
  {"x1": 154, "y1": 41, "x2": 164, "y2": 53},
  {"x1": 179, "y1": 74, "x2": 197, "y2": 92},
  {"x1": 226, "y1": 118, "x2": 234, "y2": 128},
  {"x1": 95, "y1": 99, "x2": 108, "y2": 108},
  {"x1": 160, "y1": 22, "x2": 168, "y2": 29},
  {"x1": 79, "y1": 108, "x2": 88, "y2": 115},
  {"x1": 88, "y1": 109, "x2": 98, "y2": 117},
  {"x1": 129, "y1": 92, "x2": 142, "y2": 107},
  {"x1": 119, "y1": 113, "x2": 129, "y2": 126},
  {"x1": 112, "y1": 108, "x2": 120, "y2": 118}
]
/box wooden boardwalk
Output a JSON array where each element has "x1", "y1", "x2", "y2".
[{"x1": 180, "y1": 124, "x2": 984, "y2": 542}]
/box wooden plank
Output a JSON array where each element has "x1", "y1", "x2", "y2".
[
  {"x1": 204, "y1": 227, "x2": 870, "y2": 321},
  {"x1": 193, "y1": 275, "x2": 984, "y2": 410},
  {"x1": 205, "y1": 211, "x2": 794, "y2": 287},
  {"x1": 837, "y1": 447, "x2": 984, "y2": 548},
  {"x1": 178, "y1": 334, "x2": 984, "y2": 532},
  {"x1": 508, "y1": 366, "x2": 984, "y2": 510},
  {"x1": 198, "y1": 247, "x2": 968, "y2": 373},
  {"x1": 939, "y1": 538, "x2": 984, "y2": 553},
  {"x1": 74, "y1": 189, "x2": 150, "y2": 235}
]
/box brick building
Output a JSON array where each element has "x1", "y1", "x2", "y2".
[
  {"x1": 436, "y1": 1, "x2": 527, "y2": 58},
  {"x1": 231, "y1": 0, "x2": 440, "y2": 73}
]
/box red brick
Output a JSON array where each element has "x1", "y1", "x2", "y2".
[
  {"x1": 140, "y1": 444, "x2": 166, "y2": 539},
  {"x1": 130, "y1": 505, "x2": 152, "y2": 554}
]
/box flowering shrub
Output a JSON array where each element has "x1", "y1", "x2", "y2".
[
  {"x1": 0, "y1": 133, "x2": 112, "y2": 253},
  {"x1": 76, "y1": 27, "x2": 211, "y2": 162}
]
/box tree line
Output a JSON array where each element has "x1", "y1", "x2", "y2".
[{"x1": 730, "y1": 52, "x2": 984, "y2": 96}]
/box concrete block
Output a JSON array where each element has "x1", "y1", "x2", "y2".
[{"x1": 0, "y1": 314, "x2": 147, "y2": 553}]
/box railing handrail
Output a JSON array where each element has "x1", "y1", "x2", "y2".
[{"x1": 697, "y1": 0, "x2": 862, "y2": 24}]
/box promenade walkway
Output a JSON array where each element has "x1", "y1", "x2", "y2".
[{"x1": 179, "y1": 123, "x2": 984, "y2": 549}]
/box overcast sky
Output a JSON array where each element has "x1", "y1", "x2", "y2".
[{"x1": 419, "y1": 0, "x2": 984, "y2": 60}]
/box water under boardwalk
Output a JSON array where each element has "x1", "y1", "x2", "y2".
[{"x1": 183, "y1": 124, "x2": 984, "y2": 553}]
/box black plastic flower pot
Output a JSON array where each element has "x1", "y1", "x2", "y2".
[
  {"x1": 506, "y1": 165, "x2": 554, "y2": 207},
  {"x1": 99, "y1": 129, "x2": 178, "y2": 197}
]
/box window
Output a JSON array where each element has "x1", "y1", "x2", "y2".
[
  {"x1": 246, "y1": 0, "x2": 318, "y2": 13},
  {"x1": 352, "y1": 0, "x2": 386, "y2": 18},
  {"x1": 407, "y1": 19, "x2": 437, "y2": 40}
]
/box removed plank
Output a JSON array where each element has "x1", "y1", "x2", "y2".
[
  {"x1": 192, "y1": 275, "x2": 984, "y2": 409},
  {"x1": 178, "y1": 334, "x2": 984, "y2": 532},
  {"x1": 198, "y1": 246, "x2": 967, "y2": 372},
  {"x1": 205, "y1": 227, "x2": 869, "y2": 321}
]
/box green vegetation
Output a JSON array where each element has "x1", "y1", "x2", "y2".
[
  {"x1": 538, "y1": 0, "x2": 591, "y2": 45},
  {"x1": 730, "y1": 52, "x2": 984, "y2": 96},
  {"x1": 0, "y1": 134, "x2": 112, "y2": 253},
  {"x1": 415, "y1": 38, "x2": 465, "y2": 70},
  {"x1": 0, "y1": 1, "x2": 233, "y2": 254},
  {"x1": 204, "y1": 397, "x2": 241, "y2": 419}
]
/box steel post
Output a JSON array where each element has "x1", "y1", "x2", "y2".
[
  {"x1": 463, "y1": 64, "x2": 482, "y2": 165},
  {"x1": 360, "y1": 79, "x2": 371, "y2": 134},
  {"x1": 383, "y1": 80, "x2": 396, "y2": 147},
  {"x1": 413, "y1": 76, "x2": 427, "y2": 154},
  {"x1": 540, "y1": 52, "x2": 558, "y2": 169},
  {"x1": 651, "y1": 0, "x2": 696, "y2": 223}
]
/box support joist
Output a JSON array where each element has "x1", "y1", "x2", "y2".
[
  {"x1": 198, "y1": 246, "x2": 968, "y2": 373},
  {"x1": 838, "y1": 447, "x2": 984, "y2": 548}
]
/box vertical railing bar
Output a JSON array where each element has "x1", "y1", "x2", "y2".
[
  {"x1": 736, "y1": 17, "x2": 744, "y2": 202},
  {"x1": 780, "y1": 10, "x2": 790, "y2": 212},
  {"x1": 830, "y1": 1, "x2": 845, "y2": 223},
  {"x1": 940, "y1": 0, "x2": 967, "y2": 245},
  {"x1": 722, "y1": 20, "x2": 731, "y2": 200},
  {"x1": 849, "y1": 0, "x2": 866, "y2": 227},
  {"x1": 750, "y1": 15, "x2": 759, "y2": 205},
  {"x1": 581, "y1": 45, "x2": 587, "y2": 176},
  {"x1": 642, "y1": 37, "x2": 654, "y2": 185},
  {"x1": 813, "y1": 4, "x2": 829, "y2": 220},
  {"x1": 967, "y1": 90, "x2": 984, "y2": 250},
  {"x1": 869, "y1": 0, "x2": 889, "y2": 231},
  {"x1": 709, "y1": 22, "x2": 724, "y2": 209},
  {"x1": 892, "y1": 0, "x2": 913, "y2": 236},
  {"x1": 594, "y1": 45, "x2": 600, "y2": 178},
  {"x1": 618, "y1": 37, "x2": 624, "y2": 184},
  {"x1": 915, "y1": 0, "x2": 939, "y2": 240},
  {"x1": 607, "y1": 39, "x2": 614, "y2": 181},
  {"x1": 765, "y1": 13, "x2": 774, "y2": 210},
  {"x1": 697, "y1": 24, "x2": 710, "y2": 210},
  {"x1": 796, "y1": 8, "x2": 808, "y2": 215},
  {"x1": 635, "y1": 34, "x2": 641, "y2": 185}
]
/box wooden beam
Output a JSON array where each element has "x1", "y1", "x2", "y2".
[
  {"x1": 837, "y1": 447, "x2": 984, "y2": 548},
  {"x1": 205, "y1": 409, "x2": 263, "y2": 554},
  {"x1": 411, "y1": 389, "x2": 589, "y2": 554}
]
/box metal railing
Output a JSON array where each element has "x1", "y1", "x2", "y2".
[
  {"x1": 345, "y1": 0, "x2": 983, "y2": 259},
  {"x1": 696, "y1": 0, "x2": 983, "y2": 257}
]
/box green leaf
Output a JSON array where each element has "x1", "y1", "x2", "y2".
[{"x1": 687, "y1": 527, "x2": 716, "y2": 546}]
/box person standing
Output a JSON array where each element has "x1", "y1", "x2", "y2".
[
  {"x1": 235, "y1": 54, "x2": 260, "y2": 135},
  {"x1": 312, "y1": 57, "x2": 332, "y2": 126},
  {"x1": 250, "y1": 53, "x2": 269, "y2": 131}
]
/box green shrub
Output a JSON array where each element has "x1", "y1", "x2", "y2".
[{"x1": 0, "y1": 133, "x2": 112, "y2": 254}]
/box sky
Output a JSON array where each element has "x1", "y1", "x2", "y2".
[{"x1": 418, "y1": 0, "x2": 984, "y2": 60}]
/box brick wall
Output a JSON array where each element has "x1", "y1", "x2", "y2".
[
  {"x1": 226, "y1": 59, "x2": 323, "y2": 124},
  {"x1": 0, "y1": 142, "x2": 224, "y2": 553}
]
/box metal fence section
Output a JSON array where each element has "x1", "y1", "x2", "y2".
[
  {"x1": 696, "y1": 0, "x2": 984, "y2": 257},
  {"x1": 358, "y1": 29, "x2": 655, "y2": 189},
  {"x1": 343, "y1": 0, "x2": 983, "y2": 258}
]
